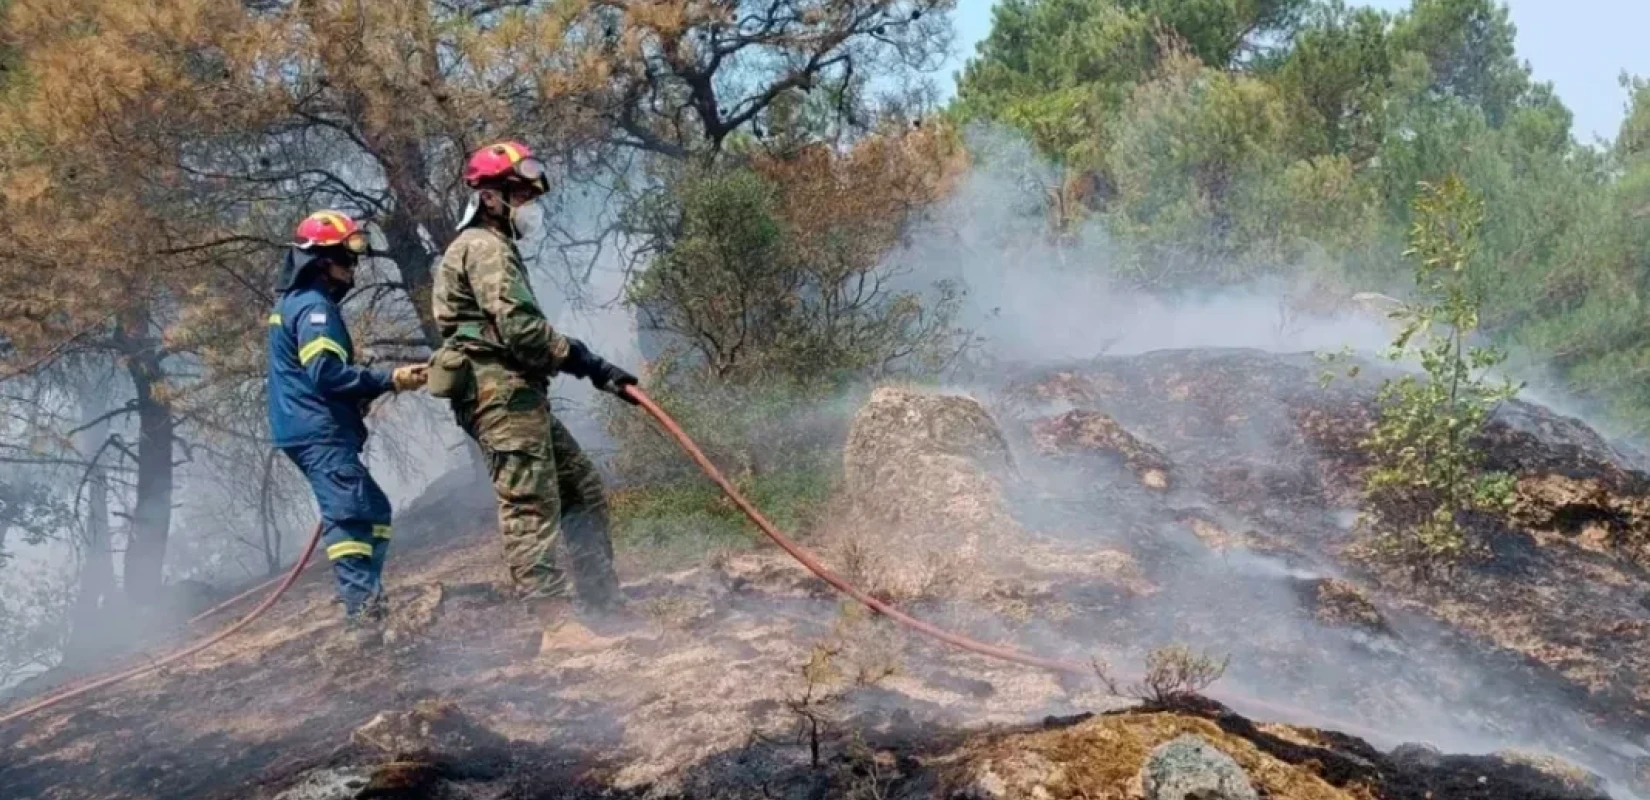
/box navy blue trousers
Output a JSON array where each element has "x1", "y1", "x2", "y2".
[{"x1": 283, "y1": 444, "x2": 392, "y2": 619}]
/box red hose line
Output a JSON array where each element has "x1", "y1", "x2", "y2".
[
  {"x1": 15, "y1": 567, "x2": 306, "y2": 715},
  {"x1": 187, "y1": 559, "x2": 318, "y2": 626},
  {"x1": 623, "y1": 386, "x2": 1394, "y2": 744},
  {"x1": 0, "y1": 522, "x2": 324, "y2": 727},
  {"x1": 3, "y1": 388, "x2": 1393, "y2": 747}
]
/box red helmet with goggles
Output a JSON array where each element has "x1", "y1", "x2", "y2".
[
  {"x1": 293, "y1": 210, "x2": 368, "y2": 255},
  {"x1": 463, "y1": 140, "x2": 548, "y2": 195}
]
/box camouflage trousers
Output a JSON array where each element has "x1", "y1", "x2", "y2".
[{"x1": 453, "y1": 361, "x2": 619, "y2": 608}]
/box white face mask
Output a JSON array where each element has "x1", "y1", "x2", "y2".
[{"x1": 510, "y1": 198, "x2": 544, "y2": 240}]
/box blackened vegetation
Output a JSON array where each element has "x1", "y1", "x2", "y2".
[
  {"x1": 8, "y1": 348, "x2": 1650, "y2": 799},
  {"x1": 999, "y1": 349, "x2": 1650, "y2": 785}
]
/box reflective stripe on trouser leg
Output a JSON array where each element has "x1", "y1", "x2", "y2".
[
  {"x1": 324, "y1": 522, "x2": 379, "y2": 616},
  {"x1": 550, "y1": 416, "x2": 618, "y2": 608},
  {"x1": 282, "y1": 443, "x2": 394, "y2": 619}
]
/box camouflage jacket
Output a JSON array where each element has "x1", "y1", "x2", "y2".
[{"x1": 431, "y1": 226, "x2": 571, "y2": 378}]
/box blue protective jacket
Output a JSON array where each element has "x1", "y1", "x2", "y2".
[{"x1": 266, "y1": 250, "x2": 393, "y2": 448}]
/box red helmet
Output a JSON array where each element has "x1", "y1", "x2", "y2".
[
  {"x1": 463, "y1": 140, "x2": 548, "y2": 195},
  {"x1": 293, "y1": 210, "x2": 368, "y2": 254}
]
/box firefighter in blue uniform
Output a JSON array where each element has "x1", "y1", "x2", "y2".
[{"x1": 267, "y1": 210, "x2": 426, "y2": 642}]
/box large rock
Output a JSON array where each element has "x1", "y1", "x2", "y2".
[
  {"x1": 1142, "y1": 734, "x2": 1259, "y2": 800},
  {"x1": 941, "y1": 706, "x2": 1613, "y2": 800},
  {"x1": 837, "y1": 387, "x2": 1024, "y2": 601},
  {"x1": 844, "y1": 387, "x2": 1019, "y2": 502}
]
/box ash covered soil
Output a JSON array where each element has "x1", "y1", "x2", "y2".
[{"x1": 7, "y1": 347, "x2": 1650, "y2": 799}]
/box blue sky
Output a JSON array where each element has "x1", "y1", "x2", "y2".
[{"x1": 942, "y1": 0, "x2": 1650, "y2": 143}]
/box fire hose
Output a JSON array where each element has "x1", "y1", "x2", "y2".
[
  {"x1": 0, "y1": 522, "x2": 323, "y2": 727},
  {"x1": 620, "y1": 387, "x2": 1392, "y2": 743},
  {"x1": 0, "y1": 386, "x2": 1392, "y2": 745}
]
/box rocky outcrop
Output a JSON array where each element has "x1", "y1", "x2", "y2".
[
  {"x1": 947, "y1": 712, "x2": 1344, "y2": 800},
  {"x1": 1492, "y1": 750, "x2": 1610, "y2": 796},
  {"x1": 1287, "y1": 577, "x2": 1391, "y2": 638},
  {"x1": 1029, "y1": 408, "x2": 1171, "y2": 489},
  {"x1": 944, "y1": 704, "x2": 1610, "y2": 800},
  {"x1": 837, "y1": 387, "x2": 1024, "y2": 601},
  {"x1": 1507, "y1": 473, "x2": 1650, "y2": 568},
  {"x1": 843, "y1": 387, "x2": 1019, "y2": 513},
  {"x1": 1001, "y1": 348, "x2": 1650, "y2": 787},
  {"x1": 349, "y1": 700, "x2": 517, "y2": 791},
  {"x1": 835, "y1": 387, "x2": 1162, "y2": 604}
]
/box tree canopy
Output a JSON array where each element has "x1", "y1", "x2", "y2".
[
  {"x1": 0, "y1": 0, "x2": 960, "y2": 649},
  {"x1": 953, "y1": 0, "x2": 1650, "y2": 434}
]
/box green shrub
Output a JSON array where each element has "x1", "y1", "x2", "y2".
[
  {"x1": 1329, "y1": 174, "x2": 1521, "y2": 578},
  {"x1": 610, "y1": 463, "x2": 837, "y2": 567}
]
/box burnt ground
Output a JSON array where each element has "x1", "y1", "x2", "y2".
[
  {"x1": 994, "y1": 349, "x2": 1650, "y2": 787},
  {"x1": 5, "y1": 347, "x2": 1650, "y2": 799},
  {"x1": 0, "y1": 469, "x2": 1128, "y2": 800}
]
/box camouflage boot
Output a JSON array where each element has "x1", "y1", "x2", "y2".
[
  {"x1": 578, "y1": 591, "x2": 648, "y2": 637},
  {"x1": 528, "y1": 596, "x2": 617, "y2": 656}
]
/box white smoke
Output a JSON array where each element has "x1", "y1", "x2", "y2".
[{"x1": 871, "y1": 122, "x2": 1648, "y2": 795}]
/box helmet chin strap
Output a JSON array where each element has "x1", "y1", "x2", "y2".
[{"x1": 457, "y1": 193, "x2": 484, "y2": 230}]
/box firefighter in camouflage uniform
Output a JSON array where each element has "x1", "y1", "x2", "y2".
[{"x1": 427, "y1": 140, "x2": 638, "y2": 653}]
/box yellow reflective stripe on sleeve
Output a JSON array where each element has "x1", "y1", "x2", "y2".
[
  {"x1": 267, "y1": 313, "x2": 282, "y2": 326},
  {"x1": 326, "y1": 541, "x2": 374, "y2": 561},
  {"x1": 298, "y1": 336, "x2": 349, "y2": 366},
  {"x1": 371, "y1": 524, "x2": 392, "y2": 540}
]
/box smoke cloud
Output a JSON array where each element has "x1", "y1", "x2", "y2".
[{"x1": 870, "y1": 123, "x2": 1649, "y2": 796}]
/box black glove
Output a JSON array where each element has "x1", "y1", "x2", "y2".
[
  {"x1": 591, "y1": 359, "x2": 639, "y2": 404},
  {"x1": 563, "y1": 338, "x2": 639, "y2": 404},
  {"x1": 560, "y1": 338, "x2": 595, "y2": 380}
]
